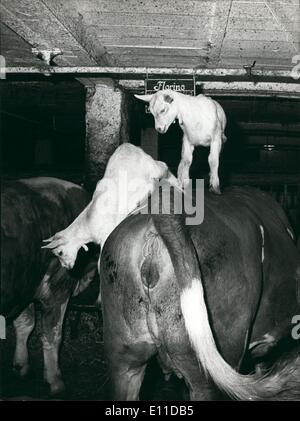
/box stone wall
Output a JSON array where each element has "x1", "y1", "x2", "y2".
[{"x1": 85, "y1": 78, "x2": 130, "y2": 190}]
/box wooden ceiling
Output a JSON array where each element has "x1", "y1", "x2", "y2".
[{"x1": 1, "y1": 0, "x2": 299, "y2": 70}]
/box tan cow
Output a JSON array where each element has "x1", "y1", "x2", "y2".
[{"x1": 135, "y1": 90, "x2": 227, "y2": 194}]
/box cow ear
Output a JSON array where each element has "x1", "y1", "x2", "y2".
[
  {"x1": 134, "y1": 94, "x2": 153, "y2": 103},
  {"x1": 163, "y1": 94, "x2": 174, "y2": 104}
]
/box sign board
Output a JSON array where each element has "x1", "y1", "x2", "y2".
[
  {"x1": 144, "y1": 76, "x2": 196, "y2": 113},
  {"x1": 146, "y1": 77, "x2": 196, "y2": 95}
]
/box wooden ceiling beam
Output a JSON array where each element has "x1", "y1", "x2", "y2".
[{"x1": 4, "y1": 66, "x2": 295, "y2": 79}]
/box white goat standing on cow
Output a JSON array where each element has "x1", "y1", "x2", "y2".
[
  {"x1": 43, "y1": 143, "x2": 180, "y2": 271},
  {"x1": 135, "y1": 90, "x2": 227, "y2": 194}
]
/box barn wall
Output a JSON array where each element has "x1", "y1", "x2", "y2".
[
  {"x1": 0, "y1": 80, "x2": 86, "y2": 182},
  {"x1": 0, "y1": 78, "x2": 133, "y2": 191}
]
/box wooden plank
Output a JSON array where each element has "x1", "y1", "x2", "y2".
[
  {"x1": 45, "y1": 0, "x2": 217, "y2": 17},
  {"x1": 275, "y1": 1, "x2": 299, "y2": 5},
  {"x1": 265, "y1": 2, "x2": 300, "y2": 22},
  {"x1": 264, "y1": 0, "x2": 300, "y2": 50},
  {"x1": 106, "y1": 46, "x2": 210, "y2": 57},
  {"x1": 256, "y1": 0, "x2": 299, "y2": 5},
  {"x1": 222, "y1": 40, "x2": 296, "y2": 58},
  {"x1": 230, "y1": 2, "x2": 272, "y2": 19},
  {"x1": 94, "y1": 26, "x2": 209, "y2": 41},
  {"x1": 219, "y1": 56, "x2": 293, "y2": 68},
  {"x1": 116, "y1": 58, "x2": 206, "y2": 67},
  {"x1": 114, "y1": 57, "x2": 204, "y2": 64},
  {"x1": 233, "y1": 0, "x2": 269, "y2": 3},
  {"x1": 228, "y1": 17, "x2": 300, "y2": 33},
  {"x1": 228, "y1": 17, "x2": 283, "y2": 31},
  {"x1": 79, "y1": 11, "x2": 207, "y2": 28},
  {"x1": 100, "y1": 37, "x2": 211, "y2": 49},
  {"x1": 116, "y1": 57, "x2": 206, "y2": 67},
  {"x1": 201, "y1": 81, "x2": 300, "y2": 98},
  {"x1": 225, "y1": 29, "x2": 300, "y2": 42}
]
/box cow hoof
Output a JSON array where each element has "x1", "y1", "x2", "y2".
[
  {"x1": 13, "y1": 363, "x2": 29, "y2": 377},
  {"x1": 48, "y1": 378, "x2": 66, "y2": 397},
  {"x1": 249, "y1": 333, "x2": 276, "y2": 359},
  {"x1": 174, "y1": 369, "x2": 183, "y2": 379},
  {"x1": 254, "y1": 362, "x2": 268, "y2": 376}
]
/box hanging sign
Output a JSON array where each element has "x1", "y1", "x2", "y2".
[
  {"x1": 146, "y1": 77, "x2": 196, "y2": 95},
  {"x1": 144, "y1": 76, "x2": 196, "y2": 113}
]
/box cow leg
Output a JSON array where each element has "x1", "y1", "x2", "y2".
[
  {"x1": 208, "y1": 137, "x2": 222, "y2": 194},
  {"x1": 104, "y1": 332, "x2": 156, "y2": 401},
  {"x1": 174, "y1": 359, "x2": 221, "y2": 401},
  {"x1": 189, "y1": 381, "x2": 221, "y2": 401},
  {"x1": 13, "y1": 303, "x2": 35, "y2": 376},
  {"x1": 177, "y1": 136, "x2": 194, "y2": 189},
  {"x1": 40, "y1": 299, "x2": 69, "y2": 395},
  {"x1": 104, "y1": 318, "x2": 156, "y2": 400},
  {"x1": 109, "y1": 359, "x2": 148, "y2": 400},
  {"x1": 36, "y1": 260, "x2": 75, "y2": 395}
]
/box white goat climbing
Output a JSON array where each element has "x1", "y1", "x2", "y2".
[{"x1": 135, "y1": 90, "x2": 227, "y2": 194}]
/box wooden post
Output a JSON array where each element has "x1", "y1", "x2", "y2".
[{"x1": 140, "y1": 127, "x2": 158, "y2": 160}]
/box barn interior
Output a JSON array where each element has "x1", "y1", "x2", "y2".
[{"x1": 1, "y1": 0, "x2": 300, "y2": 400}]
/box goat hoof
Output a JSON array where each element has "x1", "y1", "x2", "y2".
[
  {"x1": 13, "y1": 363, "x2": 29, "y2": 377},
  {"x1": 209, "y1": 186, "x2": 221, "y2": 195},
  {"x1": 178, "y1": 179, "x2": 190, "y2": 189}
]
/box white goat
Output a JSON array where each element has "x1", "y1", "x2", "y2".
[
  {"x1": 42, "y1": 143, "x2": 179, "y2": 269},
  {"x1": 135, "y1": 90, "x2": 227, "y2": 194}
]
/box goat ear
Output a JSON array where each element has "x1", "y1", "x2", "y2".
[
  {"x1": 163, "y1": 94, "x2": 174, "y2": 104},
  {"x1": 41, "y1": 243, "x2": 54, "y2": 249},
  {"x1": 134, "y1": 94, "x2": 153, "y2": 103},
  {"x1": 41, "y1": 237, "x2": 62, "y2": 249}
]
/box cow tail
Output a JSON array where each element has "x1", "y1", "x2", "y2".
[{"x1": 151, "y1": 213, "x2": 300, "y2": 400}]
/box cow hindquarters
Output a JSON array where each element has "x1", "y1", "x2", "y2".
[
  {"x1": 102, "y1": 286, "x2": 157, "y2": 400},
  {"x1": 101, "y1": 239, "x2": 157, "y2": 400},
  {"x1": 103, "y1": 312, "x2": 156, "y2": 400},
  {"x1": 13, "y1": 303, "x2": 35, "y2": 377},
  {"x1": 151, "y1": 213, "x2": 283, "y2": 400}
]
